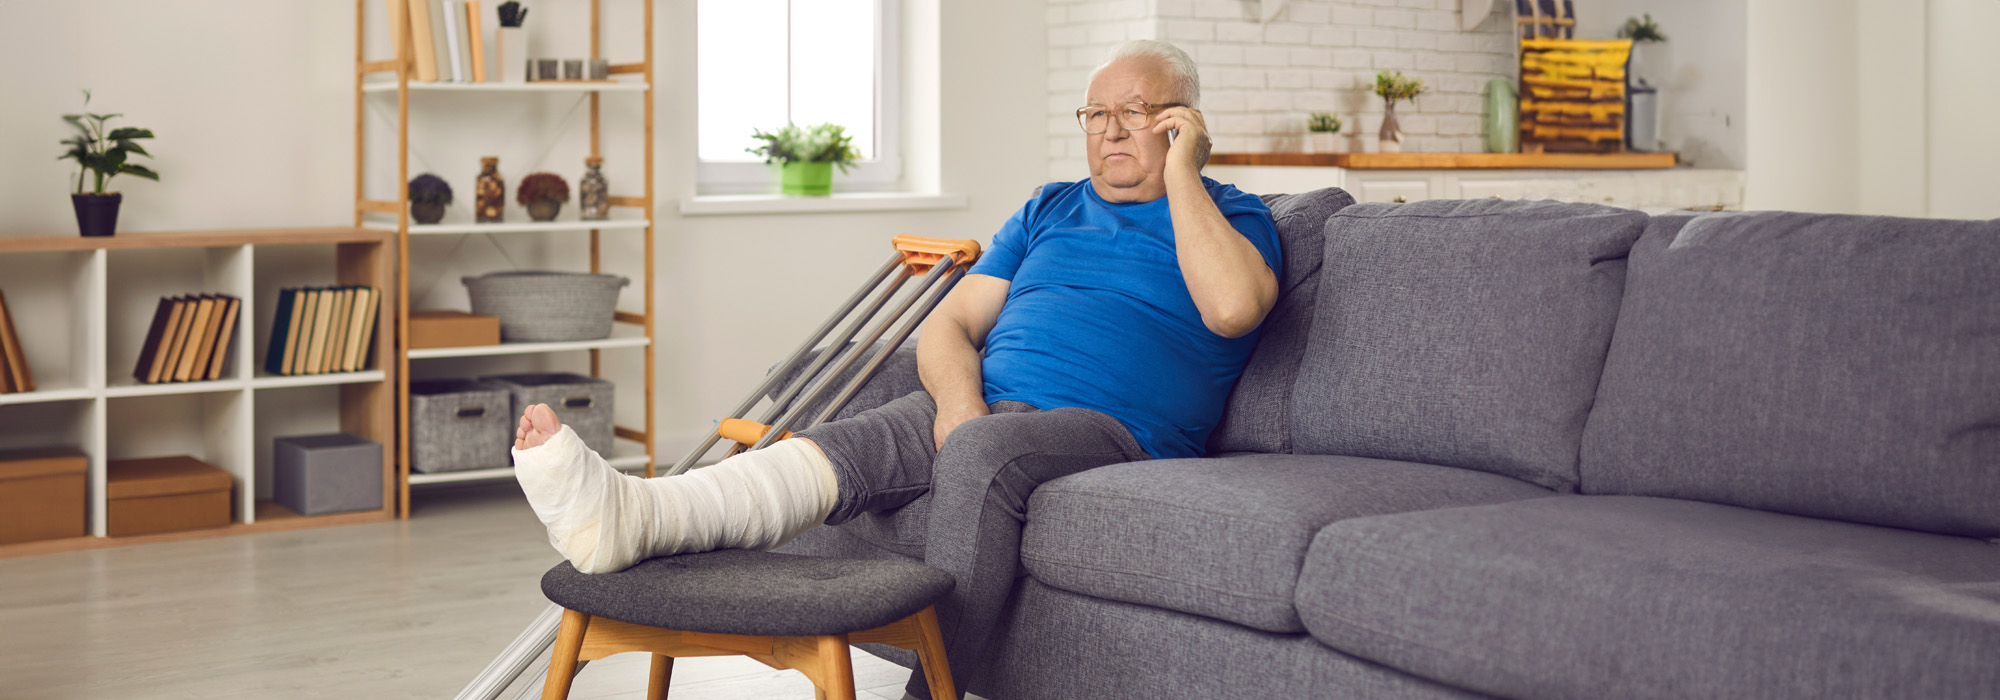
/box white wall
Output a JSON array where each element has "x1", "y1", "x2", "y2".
[
  {"x1": 1574, "y1": 0, "x2": 1746, "y2": 169},
  {"x1": 1745, "y1": 0, "x2": 1860, "y2": 213},
  {"x1": 0, "y1": 0, "x2": 1049, "y2": 464},
  {"x1": 1925, "y1": 0, "x2": 2000, "y2": 220}
]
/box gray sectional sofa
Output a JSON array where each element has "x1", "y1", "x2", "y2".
[{"x1": 779, "y1": 190, "x2": 2000, "y2": 699}]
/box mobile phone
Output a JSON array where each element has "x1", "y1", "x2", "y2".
[{"x1": 1168, "y1": 128, "x2": 1178, "y2": 146}]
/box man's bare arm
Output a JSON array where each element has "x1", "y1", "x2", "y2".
[
  {"x1": 1154, "y1": 107, "x2": 1279, "y2": 339},
  {"x1": 917, "y1": 273, "x2": 1011, "y2": 448}
]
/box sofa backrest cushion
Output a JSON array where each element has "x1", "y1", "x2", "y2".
[
  {"x1": 1207, "y1": 187, "x2": 1357, "y2": 455},
  {"x1": 1289, "y1": 199, "x2": 1647, "y2": 491},
  {"x1": 1579, "y1": 211, "x2": 2000, "y2": 537}
]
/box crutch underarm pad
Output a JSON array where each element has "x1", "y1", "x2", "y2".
[{"x1": 893, "y1": 234, "x2": 982, "y2": 274}]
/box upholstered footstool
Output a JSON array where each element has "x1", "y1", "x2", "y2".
[{"x1": 538, "y1": 549, "x2": 957, "y2": 700}]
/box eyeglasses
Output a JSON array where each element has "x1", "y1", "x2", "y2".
[{"x1": 1076, "y1": 101, "x2": 1186, "y2": 134}]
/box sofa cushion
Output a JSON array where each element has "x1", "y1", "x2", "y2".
[
  {"x1": 1296, "y1": 495, "x2": 2000, "y2": 700},
  {"x1": 1290, "y1": 199, "x2": 1647, "y2": 491},
  {"x1": 1580, "y1": 211, "x2": 2000, "y2": 537},
  {"x1": 1019, "y1": 453, "x2": 1554, "y2": 633},
  {"x1": 1208, "y1": 188, "x2": 1357, "y2": 455}
]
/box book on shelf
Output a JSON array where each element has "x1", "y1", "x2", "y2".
[
  {"x1": 440, "y1": 0, "x2": 466, "y2": 82},
  {"x1": 464, "y1": 0, "x2": 486, "y2": 82},
  {"x1": 265, "y1": 286, "x2": 381, "y2": 376},
  {"x1": 428, "y1": 0, "x2": 454, "y2": 81},
  {"x1": 205, "y1": 296, "x2": 241, "y2": 381},
  {"x1": 131, "y1": 294, "x2": 239, "y2": 384},
  {"x1": 403, "y1": 0, "x2": 440, "y2": 81},
  {"x1": 0, "y1": 289, "x2": 35, "y2": 393},
  {"x1": 176, "y1": 296, "x2": 218, "y2": 383}
]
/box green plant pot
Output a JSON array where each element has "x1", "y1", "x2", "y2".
[{"x1": 779, "y1": 161, "x2": 834, "y2": 196}]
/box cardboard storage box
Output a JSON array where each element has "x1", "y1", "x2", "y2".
[
  {"x1": 107, "y1": 456, "x2": 233, "y2": 536},
  {"x1": 273, "y1": 433, "x2": 383, "y2": 516},
  {"x1": 410, "y1": 310, "x2": 501, "y2": 349},
  {"x1": 0, "y1": 448, "x2": 88, "y2": 545}
]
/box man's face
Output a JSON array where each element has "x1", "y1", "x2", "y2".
[{"x1": 1085, "y1": 57, "x2": 1176, "y2": 204}]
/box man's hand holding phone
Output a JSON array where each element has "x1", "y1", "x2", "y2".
[{"x1": 1153, "y1": 105, "x2": 1210, "y2": 177}]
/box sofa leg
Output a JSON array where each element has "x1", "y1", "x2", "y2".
[{"x1": 646, "y1": 653, "x2": 673, "y2": 700}]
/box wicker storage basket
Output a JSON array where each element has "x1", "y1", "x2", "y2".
[
  {"x1": 409, "y1": 379, "x2": 514, "y2": 473},
  {"x1": 462, "y1": 271, "x2": 630, "y2": 342},
  {"x1": 483, "y1": 373, "x2": 616, "y2": 458}
]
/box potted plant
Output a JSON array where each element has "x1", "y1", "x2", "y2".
[
  {"x1": 408, "y1": 173, "x2": 453, "y2": 224},
  {"x1": 1373, "y1": 70, "x2": 1428, "y2": 153},
  {"x1": 1307, "y1": 112, "x2": 1344, "y2": 154},
  {"x1": 516, "y1": 172, "x2": 570, "y2": 221},
  {"x1": 496, "y1": 1, "x2": 529, "y2": 82},
  {"x1": 747, "y1": 122, "x2": 861, "y2": 196},
  {"x1": 58, "y1": 90, "x2": 159, "y2": 237}
]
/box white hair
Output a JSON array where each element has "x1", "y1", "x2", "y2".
[{"x1": 1086, "y1": 40, "x2": 1201, "y2": 108}]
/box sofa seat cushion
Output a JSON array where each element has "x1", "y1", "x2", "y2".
[
  {"x1": 1296, "y1": 495, "x2": 2000, "y2": 700},
  {"x1": 1020, "y1": 453, "x2": 1555, "y2": 634}
]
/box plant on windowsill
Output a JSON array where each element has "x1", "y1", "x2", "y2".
[
  {"x1": 746, "y1": 123, "x2": 861, "y2": 196},
  {"x1": 516, "y1": 172, "x2": 570, "y2": 222},
  {"x1": 58, "y1": 90, "x2": 159, "y2": 237},
  {"x1": 1374, "y1": 70, "x2": 1427, "y2": 154},
  {"x1": 407, "y1": 173, "x2": 453, "y2": 225},
  {"x1": 1307, "y1": 112, "x2": 1344, "y2": 154}
]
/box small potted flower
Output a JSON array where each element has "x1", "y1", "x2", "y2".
[
  {"x1": 747, "y1": 122, "x2": 861, "y2": 196},
  {"x1": 516, "y1": 172, "x2": 570, "y2": 222},
  {"x1": 1307, "y1": 112, "x2": 1344, "y2": 154},
  {"x1": 407, "y1": 173, "x2": 452, "y2": 224},
  {"x1": 1374, "y1": 70, "x2": 1428, "y2": 153},
  {"x1": 58, "y1": 90, "x2": 159, "y2": 237}
]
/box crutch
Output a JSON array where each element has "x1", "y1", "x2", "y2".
[{"x1": 454, "y1": 234, "x2": 982, "y2": 700}]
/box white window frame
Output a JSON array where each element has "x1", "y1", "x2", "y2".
[{"x1": 697, "y1": 0, "x2": 902, "y2": 194}]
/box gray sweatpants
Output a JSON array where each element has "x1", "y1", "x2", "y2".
[{"x1": 796, "y1": 390, "x2": 1152, "y2": 699}]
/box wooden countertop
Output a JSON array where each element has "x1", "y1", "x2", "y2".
[
  {"x1": 0, "y1": 227, "x2": 389, "y2": 253},
  {"x1": 1208, "y1": 152, "x2": 1678, "y2": 170}
]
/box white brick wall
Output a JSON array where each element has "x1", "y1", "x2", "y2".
[{"x1": 1048, "y1": 0, "x2": 1517, "y2": 180}]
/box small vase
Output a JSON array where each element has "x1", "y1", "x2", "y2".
[
  {"x1": 1376, "y1": 102, "x2": 1408, "y2": 154},
  {"x1": 1379, "y1": 101, "x2": 1405, "y2": 153},
  {"x1": 476, "y1": 157, "x2": 505, "y2": 223},
  {"x1": 71, "y1": 193, "x2": 122, "y2": 237},
  {"x1": 779, "y1": 161, "x2": 834, "y2": 196},
  {"x1": 496, "y1": 27, "x2": 527, "y2": 83},
  {"x1": 578, "y1": 156, "x2": 609, "y2": 221},
  {"x1": 527, "y1": 201, "x2": 563, "y2": 222},
  {"x1": 411, "y1": 201, "x2": 446, "y2": 224}
]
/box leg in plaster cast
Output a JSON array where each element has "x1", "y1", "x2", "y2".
[{"x1": 511, "y1": 404, "x2": 841, "y2": 574}]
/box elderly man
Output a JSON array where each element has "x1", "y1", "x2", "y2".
[{"x1": 511, "y1": 39, "x2": 1279, "y2": 697}]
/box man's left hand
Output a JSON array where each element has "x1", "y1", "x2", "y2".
[{"x1": 1153, "y1": 105, "x2": 1211, "y2": 173}]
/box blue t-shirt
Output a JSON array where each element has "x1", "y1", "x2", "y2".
[{"x1": 967, "y1": 177, "x2": 1282, "y2": 459}]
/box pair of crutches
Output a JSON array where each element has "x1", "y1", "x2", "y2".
[{"x1": 454, "y1": 234, "x2": 982, "y2": 700}]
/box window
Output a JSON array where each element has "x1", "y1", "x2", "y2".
[{"x1": 698, "y1": 0, "x2": 900, "y2": 193}]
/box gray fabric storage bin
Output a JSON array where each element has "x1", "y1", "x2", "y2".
[
  {"x1": 462, "y1": 271, "x2": 630, "y2": 342},
  {"x1": 410, "y1": 379, "x2": 514, "y2": 473},
  {"x1": 273, "y1": 433, "x2": 383, "y2": 516},
  {"x1": 483, "y1": 373, "x2": 616, "y2": 458}
]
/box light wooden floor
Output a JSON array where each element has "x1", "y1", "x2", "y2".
[{"x1": 0, "y1": 482, "x2": 919, "y2": 700}]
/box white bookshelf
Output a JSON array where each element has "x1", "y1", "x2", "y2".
[
  {"x1": 359, "y1": 81, "x2": 649, "y2": 94},
  {"x1": 0, "y1": 229, "x2": 396, "y2": 550},
  {"x1": 359, "y1": 218, "x2": 650, "y2": 236},
  {"x1": 406, "y1": 437, "x2": 650, "y2": 485}
]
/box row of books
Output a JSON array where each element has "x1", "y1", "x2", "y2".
[
  {"x1": 403, "y1": 0, "x2": 488, "y2": 83},
  {"x1": 266, "y1": 287, "x2": 382, "y2": 376},
  {"x1": 134, "y1": 295, "x2": 243, "y2": 384},
  {"x1": 0, "y1": 291, "x2": 34, "y2": 393}
]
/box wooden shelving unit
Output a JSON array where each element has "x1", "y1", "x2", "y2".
[
  {"x1": 355, "y1": 0, "x2": 656, "y2": 518},
  {"x1": 0, "y1": 228, "x2": 397, "y2": 559}
]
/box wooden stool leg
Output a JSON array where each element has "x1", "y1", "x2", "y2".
[
  {"x1": 646, "y1": 653, "x2": 673, "y2": 700},
  {"x1": 913, "y1": 606, "x2": 958, "y2": 700},
  {"x1": 542, "y1": 609, "x2": 592, "y2": 700},
  {"x1": 817, "y1": 634, "x2": 856, "y2": 700}
]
